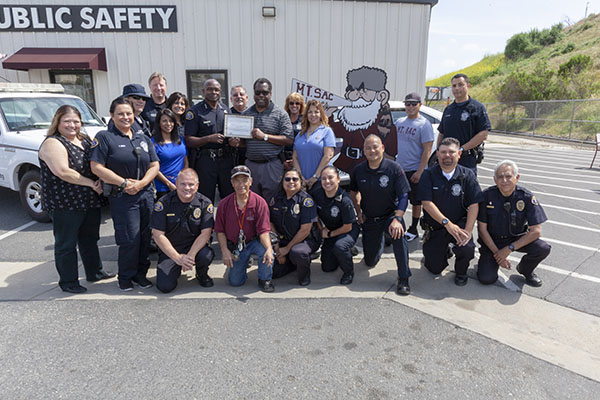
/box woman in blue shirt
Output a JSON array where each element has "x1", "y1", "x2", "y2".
[
  {"x1": 293, "y1": 100, "x2": 336, "y2": 191},
  {"x1": 151, "y1": 108, "x2": 188, "y2": 199}
]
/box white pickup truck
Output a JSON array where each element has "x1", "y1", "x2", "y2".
[{"x1": 0, "y1": 83, "x2": 106, "y2": 222}]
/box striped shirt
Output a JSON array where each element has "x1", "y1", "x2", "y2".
[{"x1": 243, "y1": 102, "x2": 293, "y2": 161}]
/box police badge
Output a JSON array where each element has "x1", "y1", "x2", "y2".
[
  {"x1": 451, "y1": 183, "x2": 462, "y2": 197},
  {"x1": 193, "y1": 207, "x2": 202, "y2": 219},
  {"x1": 293, "y1": 204, "x2": 300, "y2": 214},
  {"x1": 460, "y1": 111, "x2": 470, "y2": 121},
  {"x1": 330, "y1": 206, "x2": 339, "y2": 217},
  {"x1": 140, "y1": 140, "x2": 148, "y2": 152},
  {"x1": 516, "y1": 200, "x2": 525, "y2": 211},
  {"x1": 379, "y1": 175, "x2": 389, "y2": 188}
]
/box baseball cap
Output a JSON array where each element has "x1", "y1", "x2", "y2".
[
  {"x1": 231, "y1": 165, "x2": 252, "y2": 178},
  {"x1": 122, "y1": 83, "x2": 150, "y2": 99},
  {"x1": 404, "y1": 92, "x2": 422, "y2": 103}
]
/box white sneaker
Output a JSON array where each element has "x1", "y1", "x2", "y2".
[{"x1": 404, "y1": 231, "x2": 418, "y2": 242}]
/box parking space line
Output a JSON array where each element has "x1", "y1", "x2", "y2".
[
  {"x1": 480, "y1": 163, "x2": 599, "y2": 179},
  {"x1": 483, "y1": 156, "x2": 599, "y2": 174},
  {"x1": 478, "y1": 173, "x2": 599, "y2": 195},
  {"x1": 546, "y1": 220, "x2": 600, "y2": 232},
  {"x1": 480, "y1": 164, "x2": 599, "y2": 183},
  {"x1": 544, "y1": 238, "x2": 598, "y2": 252},
  {"x1": 542, "y1": 204, "x2": 600, "y2": 216},
  {"x1": 0, "y1": 221, "x2": 37, "y2": 241},
  {"x1": 506, "y1": 256, "x2": 600, "y2": 284},
  {"x1": 484, "y1": 152, "x2": 595, "y2": 167}
]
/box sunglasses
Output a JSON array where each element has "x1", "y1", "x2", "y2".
[
  {"x1": 255, "y1": 90, "x2": 270, "y2": 96},
  {"x1": 289, "y1": 102, "x2": 302, "y2": 106},
  {"x1": 405, "y1": 101, "x2": 419, "y2": 106},
  {"x1": 130, "y1": 95, "x2": 146, "y2": 101},
  {"x1": 284, "y1": 176, "x2": 300, "y2": 182}
]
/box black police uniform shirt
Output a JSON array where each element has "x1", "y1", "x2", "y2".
[
  {"x1": 438, "y1": 98, "x2": 491, "y2": 166},
  {"x1": 312, "y1": 186, "x2": 357, "y2": 231},
  {"x1": 90, "y1": 123, "x2": 159, "y2": 181},
  {"x1": 417, "y1": 164, "x2": 483, "y2": 230},
  {"x1": 151, "y1": 191, "x2": 214, "y2": 261},
  {"x1": 184, "y1": 100, "x2": 229, "y2": 150},
  {"x1": 269, "y1": 190, "x2": 317, "y2": 243},
  {"x1": 478, "y1": 185, "x2": 547, "y2": 240},
  {"x1": 141, "y1": 97, "x2": 166, "y2": 131},
  {"x1": 107, "y1": 116, "x2": 150, "y2": 137},
  {"x1": 349, "y1": 158, "x2": 411, "y2": 218}
]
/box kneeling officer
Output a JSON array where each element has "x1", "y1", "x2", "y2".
[
  {"x1": 477, "y1": 160, "x2": 550, "y2": 286},
  {"x1": 151, "y1": 168, "x2": 215, "y2": 293}
]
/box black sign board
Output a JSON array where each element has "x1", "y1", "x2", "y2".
[{"x1": 0, "y1": 5, "x2": 177, "y2": 32}]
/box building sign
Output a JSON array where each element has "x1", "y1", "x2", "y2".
[
  {"x1": 291, "y1": 78, "x2": 350, "y2": 108},
  {"x1": 0, "y1": 5, "x2": 177, "y2": 32}
]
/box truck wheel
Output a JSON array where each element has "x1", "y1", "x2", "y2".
[{"x1": 19, "y1": 170, "x2": 50, "y2": 222}]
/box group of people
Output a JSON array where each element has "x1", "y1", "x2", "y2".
[{"x1": 39, "y1": 71, "x2": 551, "y2": 295}]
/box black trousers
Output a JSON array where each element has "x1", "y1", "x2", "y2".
[
  {"x1": 423, "y1": 227, "x2": 475, "y2": 276},
  {"x1": 109, "y1": 189, "x2": 153, "y2": 284},
  {"x1": 321, "y1": 225, "x2": 360, "y2": 275},
  {"x1": 362, "y1": 216, "x2": 411, "y2": 279},
  {"x1": 477, "y1": 238, "x2": 551, "y2": 284},
  {"x1": 272, "y1": 239, "x2": 320, "y2": 282},
  {"x1": 194, "y1": 154, "x2": 234, "y2": 203},
  {"x1": 156, "y1": 246, "x2": 215, "y2": 293},
  {"x1": 50, "y1": 208, "x2": 103, "y2": 289}
]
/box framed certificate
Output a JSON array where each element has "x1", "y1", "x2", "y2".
[{"x1": 224, "y1": 114, "x2": 254, "y2": 138}]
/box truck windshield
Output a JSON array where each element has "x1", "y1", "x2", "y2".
[{"x1": 0, "y1": 97, "x2": 104, "y2": 131}]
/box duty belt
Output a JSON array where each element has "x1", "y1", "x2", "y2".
[
  {"x1": 345, "y1": 147, "x2": 363, "y2": 160},
  {"x1": 247, "y1": 156, "x2": 279, "y2": 164},
  {"x1": 200, "y1": 148, "x2": 231, "y2": 160},
  {"x1": 365, "y1": 213, "x2": 393, "y2": 222}
]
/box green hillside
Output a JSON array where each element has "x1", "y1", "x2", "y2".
[{"x1": 426, "y1": 13, "x2": 600, "y2": 103}]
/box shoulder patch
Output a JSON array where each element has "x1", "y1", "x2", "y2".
[
  {"x1": 207, "y1": 204, "x2": 214, "y2": 214},
  {"x1": 303, "y1": 198, "x2": 314, "y2": 207},
  {"x1": 154, "y1": 201, "x2": 164, "y2": 212},
  {"x1": 91, "y1": 137, "x2": 99, "y2": 148},
  {"x1": 185, "y1": 110, "x2": 194, "y2": 120},
  {"x1": 531, "y1": 196, "x2": 538, "y2": 205}
]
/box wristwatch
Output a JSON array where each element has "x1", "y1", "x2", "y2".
[
  {"x1": 327, "y1": 230, "x2": 332, "y2": 238},
  {"x1": 394, "y1": 216, "x2": 403, "y2": 223},
  {"x1": 312, "y1": 174, "x2": 319, "y2": 179},
  {"x1": 263, "y1": 134, "x2": 269, "y2": 142},
  {"x1": 508, "y1": 244, "x2": 515, "y2": 251},
  {"x1": 119, "y1": 179, "x2": 127, "y2": 190},
  {"x1": 460, "y1": 147, "x2": 464, "y2": 152},
  {"x1": 441, "y1": 218, "x2": 449, "y2": 226}
]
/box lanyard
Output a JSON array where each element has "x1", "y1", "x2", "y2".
[{"x1": 234, "y1": 196, "x2": 249, "y2": 232}]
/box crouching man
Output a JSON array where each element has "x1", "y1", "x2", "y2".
[
  {"x1": 151, "y1": 168, "x2": 215, "y2": 293},
  {"x1": 477, "y1": 160, "x2": 551, "y2": 287}
]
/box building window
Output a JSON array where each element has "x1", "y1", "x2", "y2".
[
  {"x1": 49, "y1": 70, "x2": 96, "y2": 111},
  {"x1": 186, "y1": 70, "x2": 228, "y2": 107}
]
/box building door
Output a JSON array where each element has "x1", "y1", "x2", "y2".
[{"x1": 49, "y1": 70, "x2": 97, "y2": 111}]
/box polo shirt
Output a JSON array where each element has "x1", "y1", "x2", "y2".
[
  {"x1": 294, "y1": 125, "x2": 336, "y2": 179},
  {"x1": 243, "y1": 102, "x2": 293, "y2": 161},
  {"x1": 214, "y1": 191, "x2": 271, "y2": 243}
]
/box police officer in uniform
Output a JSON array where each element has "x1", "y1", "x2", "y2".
[
  {"x1": 184, "y1": 79, "x2": 234, "y2": 203},
  {"x1": 151, "y1": 169, "x2": 215, "y2": 293},
  {"x1": 477, "y1": 160, "x2": 550, "y2": 286},
  {"x1": 350, "y1": 135, "x2": 412, "y2": 295},
  {"x1": 437, "y1": 73, "x2": 491, "y2": 176},
  {"x1": 90, "y1": 97, "x2": 159, "y2": 291},
  {"x1": 269, "y1": 169, "x2": 320, "y2": 286},
  {"x1": 313, "y1": 166, "x2": 360, "y2": 285},
  {"x1": 417, "y1": 137, "x2": 483, "y2": 286}
]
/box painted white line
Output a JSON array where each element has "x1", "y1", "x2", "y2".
[
  {"x1": 484, "y1": 151, "x2": 594, "y2": 167},
  {"x1": 546, "y1": 220, "x2": 600, "y2": 233},
  {"x1": 506, "y1": 256, "x2": 600, "y2": 284},
  {"x1": 496, "y1": 269, "x2": 521, "y2": 292},
  {"x1": 486, "y1": 149, "x2": 595, "y2": 162},
  {"x1": 478, "y1": 172, "x2": 599, "y2": 195},
  {"x1": 542, "y1": 203, "x2": 600, "y2": 216},
  {"x1": 483, "y1": 156, "x2": 599, "y2": 174},
  {"x1": 480, "y1": 163, "x2": 599, "y2": 183},
  {"x1": 544, "y1": 238, "x2": 599, "y2": 252},
  {"x1": 480, "y1": 163, "x2": 598, "y2": 179},
  {"x1": 0, "y1": 221, "x2": 37, "y2": 241}
]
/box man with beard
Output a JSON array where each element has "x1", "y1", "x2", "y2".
[
  {"x1": 330, "y1": 66, "x2": 397, "y2": 174},
  {"x1": 417, "y1": 137, "x2": 483, "y2": 286},
  {"x1": 184, "y1": 79, "x2": 234, "y2": 203}
]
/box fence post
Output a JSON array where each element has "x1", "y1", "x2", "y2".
[
  {"x1": 505, "y1": 105, "x2": 509, "y2": 133},
  {"x1": 532, "y1": 101, "x2": 538, "y2": 136},
  {"x1": 569, "y1": 101, "x2": 576, "y2": 140}
]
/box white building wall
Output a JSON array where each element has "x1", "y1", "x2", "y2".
[{"x1": 0, "y1": 0, "x2": 433, "y2": 115}]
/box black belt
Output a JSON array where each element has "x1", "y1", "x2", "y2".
[
  {"x1": 199, "y1": 148, "x2": 231, "y2": 158},
  {"x1": 365, "y1": 213, "x2": 393, "y2": 222},
  {"x1": 345, "y1": 147, "x2": 363, "y2": 160},
  {"x1": 247, "y1": 157, "x2": 279, "y2": 164}
]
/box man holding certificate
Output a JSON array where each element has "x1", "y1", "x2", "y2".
[
  {"x1": 241, "y1": 78, "x2": 294, "y2": 202},
  {"x1": 184, "y1": 79, "x2": 234, "y2": 203}
]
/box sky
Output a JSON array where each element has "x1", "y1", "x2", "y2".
[{"x1": 426, "y1": 0, "x2": 599, "y2": 80}]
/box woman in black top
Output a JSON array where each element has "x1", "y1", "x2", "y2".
[
  {"x1": 312, "y1": 166, "x2": 360, "y2": 285},
  {"x1": 38, "y1": 105, "x2": 112, "y2": 293}
]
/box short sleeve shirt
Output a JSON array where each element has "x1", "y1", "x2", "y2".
[
  {"x1": 214, "y1": 191, "x2": 271, "y2": 243},
  {"x1": 269, "y1": 190, "x2": 317, "y2": 242},
  {"x1": 312, "y1": 186, "x2": 356, "y2": 231},
  {"x1": 394, "y1": 115, "x2": 434, "y2": 171},
  {"x1": 184, "y1": 100, "x2": 229, "y2": 150},
  {"x1": 243, "y1": 102, "x2": 293, "y2": 161},
  {"x1": 293, "y1": 125, "x2": 336, "y2": 179}
]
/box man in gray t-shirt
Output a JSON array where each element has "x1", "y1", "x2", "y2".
[{"x1": 394, "y1": 92, "x2": 434, "y2": 241}]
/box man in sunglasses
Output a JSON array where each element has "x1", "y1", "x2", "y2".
[
  {"x1": 242, "y1": 78, "x2": 294, "y2": 202},
  {"x1": 394, "y1": 92, "x2": 434, "y2": 241},
  {"x1": 437, "y1": 73, "x2": 491, "y2": 176}
]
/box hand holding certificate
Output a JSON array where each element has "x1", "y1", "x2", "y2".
[{"x1": 224, "y1": 114, "x2": 254, "y2": 138}]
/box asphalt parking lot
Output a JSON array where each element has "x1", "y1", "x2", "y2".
[{"x1": 1, "y1": 133, "x2": 599, "y2": 398}]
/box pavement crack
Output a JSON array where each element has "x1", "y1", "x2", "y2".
[{"x1": 544, "y1": 247, "x2": 600, "y2": 300}]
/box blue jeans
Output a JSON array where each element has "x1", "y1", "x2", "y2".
[{"x1": 228, "y1": 239, "x2": 273, "y2": 286}]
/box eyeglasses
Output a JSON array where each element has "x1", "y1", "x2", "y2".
[
  {"x1": 405, "y1": 101, "x2": 419, "y2": 107},
  {"x1": 255, "y1": 90, "x2": 270, "y2": 96},
  {"x1": 284, "y1": 176, "x2": 300, "y2": 182},
  {"x1": 289, "y1": 102, "x2": 302, "y2": 106}
]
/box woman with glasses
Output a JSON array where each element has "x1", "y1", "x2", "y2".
[
  {"x1": 293, "y1": 100, "x2": 336, "y2": 191},
  {"x1": 283, "y1": 92, "x2": 305, "y2": 169},
  {"x1": 151, "y1": 108, "x2": 188, "y2": 200},
  {"x1": 311, "y1": 166, "x2": 360, "y2": 285},
  {"x1": 269, "y1": 169, "x2": 320, "y2": 286}
]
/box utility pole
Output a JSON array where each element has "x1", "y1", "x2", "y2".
[{"x1": 585, "y1": 2, "x2": 590, "y2": 18}]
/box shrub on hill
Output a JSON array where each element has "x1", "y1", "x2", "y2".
[{"x1": 505, "y1": 24, "x2": 563, "y2": 60}]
